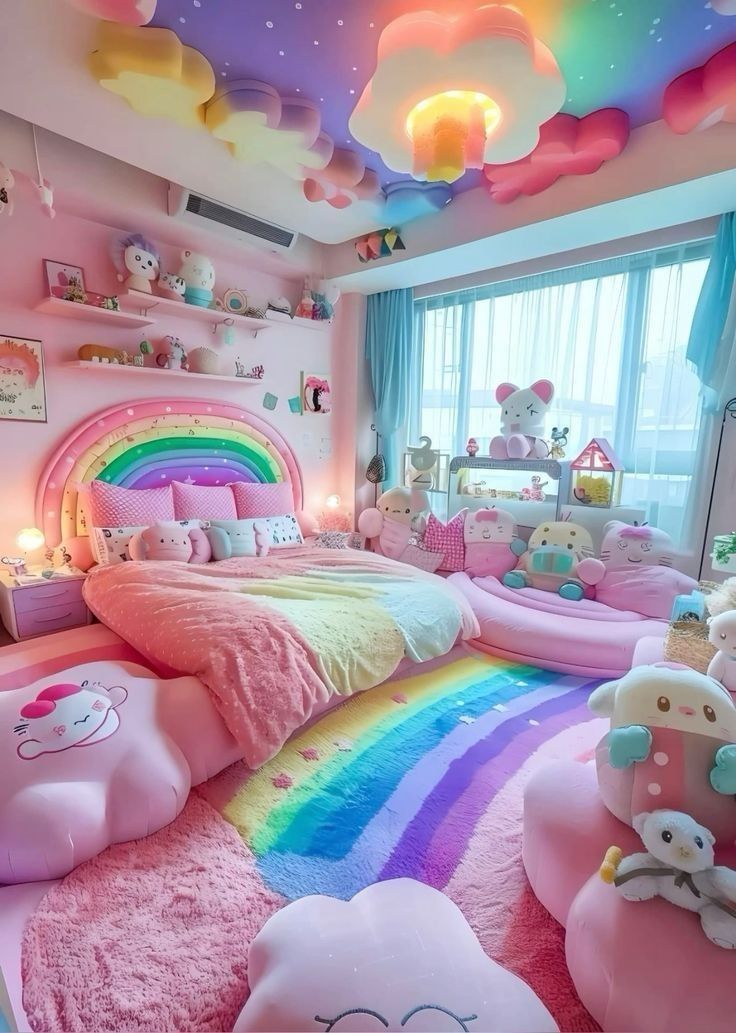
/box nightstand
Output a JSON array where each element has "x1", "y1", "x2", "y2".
[{"x1": 0, "y1": 571, "x2": 91, "y2": 641}]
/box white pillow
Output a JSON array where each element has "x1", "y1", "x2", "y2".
[
  {"x1": 262, "y1": 513, "x2": 304, "y2": 549},
  {"x1": 206, "y1": 518, "x2": 271, "y2": 560},
  {"x1": 91, "y1": 519, "x2": 207, "y2": 565}
]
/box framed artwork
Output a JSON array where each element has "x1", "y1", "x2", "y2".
[
  {"x1": 301, "y1": 371, "x2": 332, "y2": 415},
  {"x1": 0, "y1": 335, "x2": 47, "y2": 423},
  {"x1": 43, "y1": 259, "x2": 86, "y2": 299}
]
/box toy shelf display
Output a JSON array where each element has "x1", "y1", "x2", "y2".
[
  {"x1": 62, "y1": 360, "x2": 264, "y2": 387},
  {"x1": 119, "y1": 291, "x2": 272, "y2": 337},
  {"x1": 447, "y1": 455, "x2": 570, "y2": 530},
  {"x1": 35, "y1": 295, "x2": 154, "y2": 329}
]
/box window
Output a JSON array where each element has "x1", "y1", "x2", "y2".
[{"x1": 410, "y1": 242, "x2": 711, "y2": 542}]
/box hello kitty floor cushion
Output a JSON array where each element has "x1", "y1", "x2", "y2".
[
  {"x1": 128, "y1": 521, "x2": 211, "y2": 563},
  {"x1": 357, "y1": 486, "x2": 429, "y2": 561},
  {"x1": 601, "y1": 809, "x2": 736, "y2": 949},
  {"x1": 707, "y1": 611, "x2": 736, "y2": 695},
  {"x1": 577, "y1": 522, "x2": 698, "y2": 619},
  {"x1": 0, "y1": 661, "x2": 240, "y2": 883},
  {"x1": 463, "y1": 508, "x2": 525, "y2": 579},
  {"x1": 234, "y1": 879, "x2": 558, "y2": 1032},
  {"x1": 489, "y1": 380, "x2": 554, "y2": 459}
]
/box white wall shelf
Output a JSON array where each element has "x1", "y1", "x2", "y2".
[
  {"x1": 35, "y1": 295, "x2": 155, "y2": 329},
  {"x1": 118, "y1": 291, "x2": 272, "y2": 337},
  {"x1": 265, "y1": 310, "x2": 331, "y2": 332},
  {"x1": 62, "y1": 360, "x2": 265, "y2": 386}
]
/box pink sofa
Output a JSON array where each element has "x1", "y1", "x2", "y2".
[{"x1": 449, "y1": 573, "x2": 666, "y2": 677}]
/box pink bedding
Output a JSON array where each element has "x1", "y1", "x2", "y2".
[{"x1": 84, "y1": 547, "x2": 478, "y2": 767}]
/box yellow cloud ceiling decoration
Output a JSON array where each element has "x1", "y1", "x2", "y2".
[
  {"x1": 205, "y1": 82, "x2": 334, "y2": 177},
  {"x1": 89, "y1": 23, "x2": 215, "y2": 128},
  {"x1": 349, "y1": 3, "x2": 566, "y2": 183}
]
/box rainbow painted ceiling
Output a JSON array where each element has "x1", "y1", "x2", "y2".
[{"x1": 74, "y1": 0, "x2": 736, "y2": 217}]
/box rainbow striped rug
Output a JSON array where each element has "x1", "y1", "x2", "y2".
[{"x1": 200, "y1": 648, "x2": 602, "y2": 896}]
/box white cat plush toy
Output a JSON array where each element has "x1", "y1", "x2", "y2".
[{"x1": 489, "y1": 380, "x2": 554, "y2": 459}]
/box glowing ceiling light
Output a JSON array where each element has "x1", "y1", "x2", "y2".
[{"x1": 349, "y1": 4, "x2": 566, "y2": 184}]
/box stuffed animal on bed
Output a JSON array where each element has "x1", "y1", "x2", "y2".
[
  {"x1": 707, "y1": 611, "x2": 736, "y2": 696},
  {"x1": 357, "y1": 486, "x2": 429, "y2": 561},
  {"x1": 463, "y1": 508, "x2": 525, "y2": 579},
  {"x1": 489, "y1": 380, "x2": 554, "y2": 460},
  {"x1": 128, "y1": 521, "x2": 211, "y2": 563},
  {"x1": 577, "y1": 522, "x2": 697, "y2": 619},
  {"x1": 589, "y1": 664, "x2": 736, "y2": 843},
  {"x1": 601, "y1": 809, "x2": 736, "y2": 949},
  {"x1": 503, "y1": 520, "x2": 593, "y2": 599},
  {"x1": 206, "y1": 518, "x2": 271, "y2": 560}
]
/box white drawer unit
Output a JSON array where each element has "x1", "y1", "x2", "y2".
[{"x1": 0, "y1": 572, "x2": 91, "y2": 642}]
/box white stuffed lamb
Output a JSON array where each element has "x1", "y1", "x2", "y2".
[{"x1": 602, "y1": 809, "x2": 736, "y2": 949}]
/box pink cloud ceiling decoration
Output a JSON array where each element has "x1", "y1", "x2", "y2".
[
  {"x1": 663, "y1": 43, "x2": 736, "y2": 134},
  {"x1": 66, "y1": 0, "x2": 156, "y2": 25},
  {"x1": 205, "y1": 81, "x2": 333, "y2": 177},
  {"x1": 303, "y1": 148, "x2": 382, "y2": 209},
  {"x1": 483, "y1": 109, "x2": 630, "y2": 204},
  {"x1": 348, "y1": 3, "x2": 566, "y2": 184}
]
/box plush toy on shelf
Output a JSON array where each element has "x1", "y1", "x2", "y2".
[
  {"x1": 707, "y1": 611, "x2": 736, "y2": 696},
  {"x1": 588, "y1": 663, "x2": 736, "y2": 842},
  {"x1": 600, "y1": 809, "x2": 736, "y2": 949},
  {"x1": 358, "y1": 486, "x2": 429, "y2": 561},
  {"x1": 503, "y1": 519, "x2": 594, "y2": 599},
  {"x1": 490, "y1": 379, "x2": 554, "y2": 460},
  {"x1": 157, "y1": 271, "x2": 186, "y2": 301},
  {"x1": 577, "y1": 521, "x2": 698, "y2": 619},
  {"x1": 0, "y1": 161, "x2": 15, "y2": 216},
  {"x1": 112, "y1": 233, "x2": 161, "y2": 294},
  {"x1": 178, "y1": 250, "x2": 215, "y2": 307},
  {"x1": 78, "y1": 343, "x2": 131, "y2": 364},
  {"x1": 463, "y1": 508, "x2": 525, "y2": 579},
  {"x1": 521, "y1": 474, "x2": 547, "y2": 502},
  {"x1": 155, "y1": 336, "x2": 188, "y2": 371},
  {"x1": 128, "y1": 522, "x2": 211, "y2": 563}
]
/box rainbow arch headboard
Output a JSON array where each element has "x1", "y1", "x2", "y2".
[{"x1": 36, "y1": 399, "x2": 303, "y2": 546}]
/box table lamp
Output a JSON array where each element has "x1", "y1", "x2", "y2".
[{"x1": 2, "y1": 527, "x2": 46, "y2": 576}]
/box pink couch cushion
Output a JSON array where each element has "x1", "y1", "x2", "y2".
[
  {"x1": 232, "y1": 481, "x2": 295, "y2": 519},
  {"x1": 172, "y1": 481, "x2": 237, "y2": 521},
  {"x1": 87, "y1": 481, "x2": 175, "y2": 527}
]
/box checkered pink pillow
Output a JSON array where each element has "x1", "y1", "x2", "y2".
[
  {"x1": 423, "y1": 512, "x2": 466, "y2": 571},
  {"x1": 87, "y1": 481, "x2": 175, "y2": 527},
  {"x1": 172, "y1": 481, "x2": 237, "y2": 521},
  {"x1": 232, "y1": 481, "x2": 295, "y2": 519}
]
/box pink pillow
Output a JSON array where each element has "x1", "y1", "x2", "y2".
[
  {"x1": 88, "y1": 481, "x2": 175, "y2": 527},
  {"x1": 423, "y1": 512, "x2": 466, "y2": 572},
  {"x1": 172, "y1": 481, "x2": 237, "y2": 521},
  {"x1": 232, "y1": 481, "x2": 295, "y2": 519}
]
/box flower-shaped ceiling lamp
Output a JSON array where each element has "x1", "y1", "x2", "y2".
[{"x1": 349, "y1": 3, "x2": 566, "y2": 184}]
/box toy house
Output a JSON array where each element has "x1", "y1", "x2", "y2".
[{"x1": 568, "y1": 438, "x2": 623, "y2": 509}]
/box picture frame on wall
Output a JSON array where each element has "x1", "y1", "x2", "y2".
[
  {"x1": 43, "y1": 259, "x2": 86, "y2": 299},
  {"x1": 0, "y1": 335, "x2": 47, "y2": 423},
  {"x1": 301, "y1": 371, "x2": 332, "y2": 414}
]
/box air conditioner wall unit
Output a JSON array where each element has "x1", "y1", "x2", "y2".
[{"x1": 168, "y1": 185, "x2": 298, "y2": 252}]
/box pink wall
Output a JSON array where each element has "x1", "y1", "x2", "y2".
[{"x1": 0, "y1": 202, "x2": 354, "y2": 557}]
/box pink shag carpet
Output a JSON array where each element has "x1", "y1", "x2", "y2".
[
  {"x1": 21, "y1": 795, "x2": 284, "y2": 1032},
  {"x1": 22, "y1": 652, "x2": 602, "y2": 1031}
]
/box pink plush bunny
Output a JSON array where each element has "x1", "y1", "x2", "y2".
[{"x1": 128, "y1": 522, "x2": 211, "y2": 563}]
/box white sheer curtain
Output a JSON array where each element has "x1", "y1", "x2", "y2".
[{"x1": 410, "y1": 243, "x2": 711, "y2": 545}]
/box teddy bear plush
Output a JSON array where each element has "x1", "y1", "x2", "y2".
[
  {"x1": 489, "y1": 380, "x2": 554, "y2": 460},
  {"x1": 707, "y1": 611, "x2": 736, "y2": 696},
  {"x1": 604, "y1": 809, "x2": 736, "y2": 949}
]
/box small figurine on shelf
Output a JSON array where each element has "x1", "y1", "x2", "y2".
[
  {"x1": 466, "y1": 437, "x2": 479, "y2": 457},
  {"x1": 178, "y1": 250, "x2": 215, "y2": 307},
  {"x1": 112, "y1": 233, "x2": 160, "y2": 294},
  {"x1": 99, "y1": 295, "x2": 120, "y2": 311},
  {"x1": 157, "y1": 271, "x2": 186, "y2": 302},
  {"x1": 139, "y1": 339, "x2": 154, "y2": 361},
  {"x1": 521, "y1": 475, "x2": 547, "y2": 502},
  {"x1": 267, "y1": 295, "x2": 292, "y2": 317},
  {"x1": 295, "y1": 281, "x2": 318, "y2": 320},
  {"x1": 235, "y1": 360, "x2": 264, "y2": 380},
  {"x1": 549, "y1": 426, "x2": 569, "y2": 460},
  {"x1": 63, "y1": 275, "x2": 87, "y2": 305},
  {"x1": 0, "y1": 161, "x2": 15, "y2": 216},
  {"x1": 155, "y1": 336, "x2": 187, "y2": 371}
]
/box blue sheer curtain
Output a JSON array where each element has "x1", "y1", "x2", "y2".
[
  {"x1": 365, "y1": 288, "x2": 414, "y2": 483},
  {"x1": 687, "y1": 212, "x2": 736, "y2": 397}
]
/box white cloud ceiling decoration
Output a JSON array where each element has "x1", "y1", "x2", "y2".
[
  {"x1": 713, "y1": 0, "x2": 736, "y2": 15},
  {"x1": 348, "y1": 3, "x2": 566, "y2": 184}
]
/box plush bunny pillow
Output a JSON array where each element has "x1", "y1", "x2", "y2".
[{"x1": 206, "y1": 519, "x2": 271, "y2": 560}]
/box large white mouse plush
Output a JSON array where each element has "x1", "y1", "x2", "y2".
[
  {"x1": 489, "y1": 380, "x2": 554, "y2": 459},
  {"x1": 608, "y1": 809, "x2": 736, "y2": 949}
]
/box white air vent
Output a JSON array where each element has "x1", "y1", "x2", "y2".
[{"x1": 168, "y1": 185, "x2": 298, "y2": 251}]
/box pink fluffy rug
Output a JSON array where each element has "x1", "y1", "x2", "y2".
[{"x1": 21, "y1": 795, "x2": 283, "y2": 1032}]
